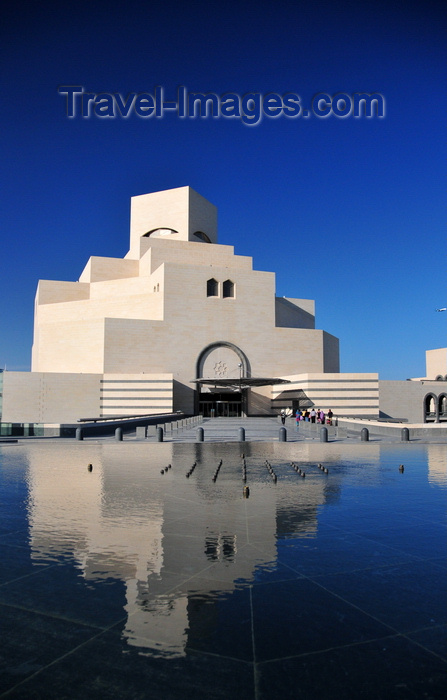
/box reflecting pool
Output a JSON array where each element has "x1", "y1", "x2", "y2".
[{"x1": 0, "y1": 441, "x2": 446, "y2": 699}]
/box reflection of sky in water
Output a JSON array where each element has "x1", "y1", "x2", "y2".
[{"x1": 1, "y1": 441, "x2": 446, "y2": 660}]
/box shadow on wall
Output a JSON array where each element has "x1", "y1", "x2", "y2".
[
  {"x1": 275, "y1": 298, "x2": 315, "y2": 330},
  {"x1": 173, "y1": 381, "x2": 196, "y2": 415},
  {"x1": 248, "y1": 390, "x2": 274, "y2": 416}
]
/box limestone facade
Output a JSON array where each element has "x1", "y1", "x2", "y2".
[
  {"x1": 2, "y1": 186, "x2": 381, "y2": 423},
  {"x1": 425, "y1": 348, "x2": 447, "y2": 381}
]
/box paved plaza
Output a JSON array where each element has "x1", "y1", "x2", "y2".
[
  {"x1": 146, "y1": 417, "x2": 446, "y2": 444},
  {"x1": 167, "y1": 416, "x2": 336, "y2": 443}
]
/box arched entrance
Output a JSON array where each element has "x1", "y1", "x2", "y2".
[
  {"x1": 423, "y1": 393, "x2": 437, "y2": 422},
  {"x1": 195, "y1": 342, "x2": 250, "y2": 417},
  {"x1": 438, "y1": 394, "x2": 447, "y2": 422}
]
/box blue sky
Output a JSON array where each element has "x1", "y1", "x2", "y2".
[{"x1": 1, "y1": 0, "x2": 445, "y2": 378}]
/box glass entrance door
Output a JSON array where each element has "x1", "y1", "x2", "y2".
[
  {"x1": 199, "y1": 392, "x2": 243, "y2": 417},
  {"x1": 215, "y1": 401, "x2": 241, "y2": 417}
]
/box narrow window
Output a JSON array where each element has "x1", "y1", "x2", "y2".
[
  {"x1": 207, "y1": 278, "x2": 218, "y2": 297},
  {"x1": 223, "y1": 279, "x2": 235, "y2": 298}
]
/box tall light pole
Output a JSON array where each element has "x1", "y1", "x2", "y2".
[{"x1": 238, "y1": 363, "x2": 243, "y2": 417}]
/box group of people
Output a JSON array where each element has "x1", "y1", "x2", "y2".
[
  {"x1": 296, "y1": 408, "x2": 333, "y2": 425},
  {"x1": 279, "y1": 408, "x2": 334, "y2": 426}
]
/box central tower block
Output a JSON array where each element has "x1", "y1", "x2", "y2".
[{"x1": 127, "y1": 186, "x2": 218, "y2": 259}]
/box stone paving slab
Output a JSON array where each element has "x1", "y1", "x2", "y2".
[{"x1": 155, "y1": 417, "x2": 352, "y2": 443}]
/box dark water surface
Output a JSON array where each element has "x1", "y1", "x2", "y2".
[{"x1": 0, "y1": 441, "x2": 446, "y2": 699}]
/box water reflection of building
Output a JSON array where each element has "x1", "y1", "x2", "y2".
[
  {"x1": 427, "y1": 444, "x2": 447, "y2": 486},
  {"x1": 27, "y1": 444, "x2": 164, "y2": 582},
  {"x1": 24, "y1": 442, "x2": 379, "y2": 656}
]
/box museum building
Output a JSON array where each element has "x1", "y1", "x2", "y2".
[{"x1": 1, "y1": 186, "x2": 382, "y2": 424}]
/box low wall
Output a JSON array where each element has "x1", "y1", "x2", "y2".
[
  {"x1": 0, "y1": 412, "x2": 190, "y2": 438},
  {"x1": 336, "y1": 417, "x2": 447, "y2": 439}
]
